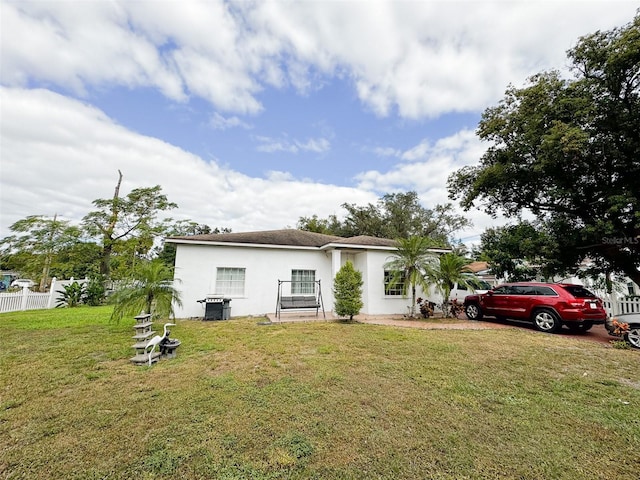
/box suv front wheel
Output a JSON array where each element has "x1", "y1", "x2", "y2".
[
  {"x1": 533, "y1": 308, "x2": 561, "y2": 333},
  {"x1": 465, "y1": 303, "x2": 483, "y2": 320}
]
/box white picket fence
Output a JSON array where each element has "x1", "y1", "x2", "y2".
[
  {"x1": 603, "y1": 296, "x2": 640, "y2": 316},
  {"x1": 0, "y1": 277, "x2": 88, "y2": 314}
]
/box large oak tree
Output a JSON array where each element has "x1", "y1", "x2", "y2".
[
  {"x1": 448, "y1": 15, "x2": 640, "y2": 285},
  {"x1": 298, "y1": 191, "x2": 471, "y2": 246},
  {"x1": 476, "y1": 221, "x2": 560, "y2": 282},
  {"x1": 82, "y1": 171, "x2": 177, "y2": 279}
]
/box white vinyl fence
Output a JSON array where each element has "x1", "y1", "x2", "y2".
[
  {"x1": 603, "y1": 296, "x2": 640, "y2": 316},
  {"x1": 0, "y1": 277, "x2": 88, "y2": 314}
]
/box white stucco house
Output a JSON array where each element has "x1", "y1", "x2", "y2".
[{"x1": 166, "y1": 229, "x2": 450, "y2": 319}]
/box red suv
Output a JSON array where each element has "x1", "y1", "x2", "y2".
[{"x1": 463, "y1": 282, "x2": 607, "y2": 333}]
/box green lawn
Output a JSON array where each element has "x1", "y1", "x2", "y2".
[{"x1": 1, "y1": 307, "x2": 638, "y2": 479}]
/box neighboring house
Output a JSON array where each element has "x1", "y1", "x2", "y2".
[
  {"x1": 557, "y1": 272, "x2": 639, "y2": 300},
  {"x1": 166, "y1": 229, "x2": 450, "y2": 318},
  {"x1": 528, "y1": 258, "x2": 639, "y2": 299},
  {"x1": 465, "y1": 261, "x2": 498, "y2": 287},
  {"x1": 0, "y1": 271, "x2": 18, "y2": 291}
]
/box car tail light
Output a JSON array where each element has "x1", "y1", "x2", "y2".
[{"x1": 567, "y1": 299, "x2": 600, "y2": 309}]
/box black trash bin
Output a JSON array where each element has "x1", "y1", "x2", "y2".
[
  {"x1": 221, "y1": 298, "x2": 231, "y2": 320},
  {"x1": 201, "y1": 295, "x2": 232, "y2": 320}
]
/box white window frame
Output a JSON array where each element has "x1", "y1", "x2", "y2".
[
  {"x1": 291, "y1": 269, "x2": 316, "y2": 295},
  {"x1": 215, "y1": 267, "x2": 246, "y2": 296},
  {"x1": 384, "y1": 270, "x2": 405, "y2": 296},
  {"x1": 627, "y1": 282, "x2": 636, "y2": 296}
]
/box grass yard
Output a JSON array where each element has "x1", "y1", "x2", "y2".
[{"x1": 1, "y1": 307, "x2": 638, "y2": 479}]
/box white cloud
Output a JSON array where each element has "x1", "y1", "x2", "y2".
[
  {"x1": 1, "y1": 1, "x2": 185, "y2": 100},
  {"x1": 296, "y1": 137, "x2": 330, "y2": 153},
  {"x1": 355, "y1": 128, "x2": 510, "y2": 244},
  {"x1": 0, "y1": 87, "x2": 374, "y2": 238},
  {"x1": 357, "y1": 129, "x2": 485, "y2": 192},
  {"x1": 368, "y1": 146, "x2": 402, "y2": 158},
  {"x1": 1, "y1": 1, "x2": 635, "y2": 118},
  {"x1": 254, "y1": 136, "x2": 299, "y2": 153},
  {"x1": 265, "y1": 171, "x2": 294, "y2": 182},
  {"x1": 254, "y1": 135, "x2": 331, "y2": 154},
  {"x1": 245, "y1": 1, "x2": 637, "y2": 117},
  {"x1": 210, "y1": 112, "x2": 252, "y2": 130}
]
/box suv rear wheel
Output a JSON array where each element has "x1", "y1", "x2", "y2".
[
  {"x1": 465, "y1": 303, "x2": 483, "y2": 320},
  {"x1": 533, "y1": 308, "x2": 561, "y2": 333}
]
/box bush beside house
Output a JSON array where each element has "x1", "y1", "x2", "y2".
[{"x1": 333, "y1": 261, "x2": 363, "y2": 321}]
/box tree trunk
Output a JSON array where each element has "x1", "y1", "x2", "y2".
[
  {"x1": 146, "y1": 292, "x2": 154, "y2": 317},
  {"x1": 100, "y1": 170, "x2": 123, "y2": 279},
  {"x1": 410, "y1": 285, "x2": 416, "y2": 317},
  {"x1": 39, "y1": 254, "x2": 52, "y2": 292},
  {"x1": 442, "y1": 286, "x2": 452, "y2": 317},
  {"x1": 101, "y1": 241, "x2": 113, "y2": 278},
  {"x1": 39, "y1": 213, "x2": 57, "y2": 292}
]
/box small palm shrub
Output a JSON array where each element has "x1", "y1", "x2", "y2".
[
  {"x1": 84, "y1": 277, "x2": 106, "y2": 306},
  {"x1": 425, "y1": 253, "x2": 477, "y2": 317},
  {"x1": 56, "y1": 282, "x2": 85, "y2": 308},
  {"x1": 384, "y1": 237, "x2": 436, "y2": 317},
  {"x1": 109, "y1": 260, "x2": 182, "y2": 323}
]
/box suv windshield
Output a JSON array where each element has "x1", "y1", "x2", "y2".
[{"x1": 559, "y1": 285, "x2": 597, "y2": 298}]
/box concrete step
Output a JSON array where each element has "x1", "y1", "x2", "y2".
[{"x1": 130, "y1": 351, "x2": 162, "y2": 366}]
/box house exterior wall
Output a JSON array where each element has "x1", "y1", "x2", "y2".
[
  {"x1": 173, "y1": 243, "x2": 335, "y2": 318},
  {"x1": 348, "y1": 252, "x2": 370, "y2": 311},
  {"x1": 362, "y1": 249, "x2": 417, "y2": 315},
  {"x1": 336, "y1": 249, "x2": 415, "y2": 315},
  {"x1": 172, "y1": 242, "x2": 422, "y2": 318}
]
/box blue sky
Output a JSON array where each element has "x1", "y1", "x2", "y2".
[
  {"x1": 93, "y1": 81, "x2": 479, "y2": 184},
  {"x1": 1, "y1": 1, "x2": 637, "y2": 244}
]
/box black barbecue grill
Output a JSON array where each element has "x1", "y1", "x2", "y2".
[{"x1": 197, "y1": 295, "x2": 232, "y2": 320}]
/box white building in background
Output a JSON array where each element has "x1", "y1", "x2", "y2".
[{"x1": 166, "y1": 229, "x2": 451, "y2": 319}]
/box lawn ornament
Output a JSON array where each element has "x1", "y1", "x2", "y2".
[{"x1": 145, "y1": 323, "x2": 175, "y2": 365}]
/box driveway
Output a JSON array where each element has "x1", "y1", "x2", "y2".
[
  {"x1": 269, "y1": 312, "x2": 617, "y2": 346},
  {"x1": 356, "y1": 316, "x2": 509, "y2": 330},
  {"x1": 472, "y1": 316, "x2": 614, "y2": 345}
]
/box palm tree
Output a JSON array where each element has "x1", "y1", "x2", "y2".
[
  {"x1": 425, "y1": 253, "x2": 478, "y2": 317},
  {"x1": 384, "y1": 236, "x2": 437, "y2": 317},
  {"x1": 110, "y1": 259, "x2": 182, "y2": 323}
]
